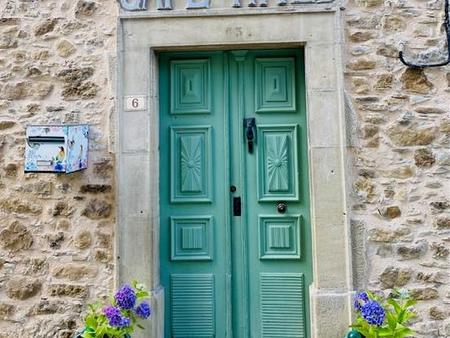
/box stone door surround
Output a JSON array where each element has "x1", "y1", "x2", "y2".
[{"x1": 117, "y1": 10, "x2": 353, "y2": 338}]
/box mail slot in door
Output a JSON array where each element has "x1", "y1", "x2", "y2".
[{"x1": 25, "y1": 125, "x2": 89, "y2": 173}]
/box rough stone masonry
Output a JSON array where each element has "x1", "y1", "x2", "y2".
[
  {"x1": 1, "y1": 0, "x2": 450, "y2": 337},
  {"x1": 0, "y1": 0, "x2": 117, "y2": 337},
  {"x1": 346, "y1": 0, "x2": 450, "y2": 334}
]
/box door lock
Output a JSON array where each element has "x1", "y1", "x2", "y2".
[
  {"x1": 233, "y1": 197, "x2": 241, "y2": 216},
  {"x1": 243, "y1": 118, "x2": 256, "y2": 153},
  {"x1": 277, "y1": 202, "x2": 287, "y2": 214}
]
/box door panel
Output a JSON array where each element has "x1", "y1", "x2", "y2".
[
  {"x1": 237, "y1": 50, "x2": 310, "y2": 338},
  {"x1": 257, "y1": 124, "x2": 299, "y2": 201},
  {"x1": 160, "y1": 52, "x2": 228, "y2": 338},
  {"x1": 160, "y1": 49, "x2": 311, "y2": 338}
]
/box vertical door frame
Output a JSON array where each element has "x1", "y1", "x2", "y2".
[{"x1": 117, "y1": 11, "x2": 353, "y2": 338}]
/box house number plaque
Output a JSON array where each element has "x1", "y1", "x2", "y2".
[{"x1": 125, "y1": 96, "x2": 147, "y2": 111}]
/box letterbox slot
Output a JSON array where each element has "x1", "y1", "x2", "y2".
[{"x1": 28, "y1": 136, "x2": 65, "y2": 143}]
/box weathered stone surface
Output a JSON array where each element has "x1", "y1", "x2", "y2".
[
  {"x1": 51, "y1": 264, "x2": 97, "y2": 281},
  {"x1": 431, "y1": 242, "x2": 450, "y2": 259},
  {"x1": 361, "y1": 124, "x2": 378, "y2": 138},
  {"x1": 349, "y1": 31, "x2": 376, "y2": 42},
  {"x1": 0, "y1": 198, "x2": 42, "y2": 215},
  {"x1": 51, "y1": 201, "x2": 74, "y2": 217},
  {"x1": 2, "y1": 81, "x2": 30, "y2": 100},
  {"x1": 4, "y1": 163, "x2": 17, "y2": 177},
  {"x1": 34, "y1": 19, "x2": 57, "y2": 36},
  {"x1": 74, "y1": 230, "x2": 92, "y2": 249},
  {"x1": 0, "y1": 303, "x2": 15, "y2": 320},
  {"x1": 430, "y1": 201, "x2": 450, "y2": 210},
  {"x1": 377, "y1": 43, "x2": 398, "y2": 58},
  {"x1": 401, "y1": 68, "x2": 433, "y2": 94},
  {"x1": 75, "y1": 1, "x2": 98, "y2": 17},
  {"x1": 0, "y1": 35, "x2": 18, "y2": 49},
  {"x1": 387, "y1": 124, "x2": 436, "y2": 146},
  {"x1": 82, "y1": 199, "x2": 112, "y2": 219},
  {"x1": 436, "y1": 216, "x2": 450, "y2": 229},
  {"x1": 0, "y1": 121, "x2": 15, "y2": 130},
  {"x1": 415, "y1": 107, "x2": 446, "y2": 115},
  {"x1": 56, "y1": 40, "x2": 76, "y2": 58},
  {"x1": 380, "y1": 206, "x2": 401, "y2": 219},
  {"x1": 415, "y1": 148, "x2": 435, "y2": 167},
  {"x1": 46, "y1": 232, "x2": 65, "y2": 249},
  {"x1": 79, "y1": 184, "x2": 112, "y2": 194},
  {"x1": 63, "y1": 81, "x2": 98, "y2": 99},
  {"x1": 93, "y1": 158, "x2": 113, "y2": 177},
  {"x1": 31, "y1": 82, "x2": 53, "y2": 99},
  {"x1": 417, "y1": 271, "x2": 448, "y2": 284},
  {"x1": 94, "y1": 249, "x2": 111, "y2": 263},
  {"x1": 0, "y1": 1, "x2": 116, "y2": 335},
  {"x1": 6, "y1": 278, "x2": 41, "y2": 300},
  {"x1": 24, "y1": 258, "x2": 48, "y2": 276},
  {"x1": 429, "y1": 306, "x2": 447, "y2": 320},
  {"x1": 440, "y1": 119, "x2": 450, "y2": 133},
  {"x1": 27, "y1": 300, "x2": 61, "y2": 316},
  {"x1": 351, "y1": 77, "x2": 370, "y2": 94},
  {"x1": 354, "y1": 177, "x2": 376, "y2": 201},
  {"x1": 381, "y1": 166, "x2": 414, "y2": 179},
  {"x1": 369, "y1": 227, "x2": 410, "y2": 242},
  {"x1": 48, "y1": 284, "x2": 88, "y2": 298},
  {"x1": 0, "y1": 221, "x2": 33, "y2": 252},
  {"x1": 95, "y1": 231, "x2": 112, "y2": 248},
  {"x1": 397, "y1": 241, "x2": 427, "y2": 260},
  {"x1": 374, "y1": 73, "x2": 393, "y2": 89},
  {"x1": 348, "y1": 58, "x2": 377, "y2": 70},
  {"x1": 57, "y1": 66, "x2": 98, "y2": 100},
  {"x1": 57, "y1": 67, "x2": 94, "y2": 83},
  {"x1": 383, "y1": 16, "x2": 405, "y2": 31},
  {"x1": 379, "y1": 266, "x2": 412, "y2": 289},
  {"x1": 410, "y1": 287, "x2": 439, "y2": 300}
]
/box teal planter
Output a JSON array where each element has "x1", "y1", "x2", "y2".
[{"x1": 346, "y1": 329, "x2": 363, "y2": 338}]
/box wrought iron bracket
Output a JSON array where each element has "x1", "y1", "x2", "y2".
[{"x1": 399, "y1": 0, "x2": 450, "y2": 68}]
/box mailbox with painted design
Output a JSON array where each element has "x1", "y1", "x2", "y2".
[{"x1": 25, "y1": 125, "x2": 89, "y2": 173}]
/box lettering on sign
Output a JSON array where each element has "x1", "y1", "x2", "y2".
[
  {"x1": 117, "y1": 0, "x2": 148, "y2": 10},
  {"x1": 125, "y1": 96, "x2": 147, "y2": 111}
]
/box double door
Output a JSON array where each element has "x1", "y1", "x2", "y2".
[{"x1": 159, "y1": 49, "x2": 312, "y2": 338}]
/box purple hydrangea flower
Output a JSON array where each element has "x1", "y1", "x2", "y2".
[
  {"x1": 103, "y1": 306, "x2": 123, "y2": 327},
  {"x1": 135, "y1": 302, "x2": 151, "y2": 319},
  {"x1": 361, "y1": 300, "x2": 385, "y2": 326},
  {"x1": 115, "y1": 284, "x2": 136, "y2": 310},
  {"x1": 353, "y1": 292, "x2": 369, "y2": 312},
  {"x1": 103, "y1": 306, "x2": 131, "y2": 328},
  {"x1": 120, "y1": 316, "x2": 131, "y2": 328}
]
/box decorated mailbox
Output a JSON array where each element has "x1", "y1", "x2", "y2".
[{"x1": 25, "y1": 125, "x2": 89, "y2": 173}]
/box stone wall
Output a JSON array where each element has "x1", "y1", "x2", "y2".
[
  {"x1": 0, "y1": 1, "x2": 117, "y2": 337},
  {"x1": 2, "y1": 0, "x2": 450, "y2": 336},
  {"x1": 345, "y1": 0, "x2": 450, "y2": 335}
]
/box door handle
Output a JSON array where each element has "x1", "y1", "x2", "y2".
[{"x1": 243, "y1": 118, "x2": 256, "y2": 153}]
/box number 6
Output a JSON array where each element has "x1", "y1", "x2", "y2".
[{"x1": 132, "y1": 98, "x2": 139, "y2": 108}]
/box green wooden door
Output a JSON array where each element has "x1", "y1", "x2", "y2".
[{"x1": 159, "y1": 49, "x2": 312, "y2": 338}]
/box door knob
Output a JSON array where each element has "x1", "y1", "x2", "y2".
[{"x1": 277, "y1": 202, "x2": 287, "y2": 214}]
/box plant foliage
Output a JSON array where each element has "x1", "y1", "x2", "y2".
[
  {"x1": 80, "y1": 281, "x2": 151, "y2": 338},
  {"x1": 352, "y1": 290, "x2": 416, "y2": 338}
]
